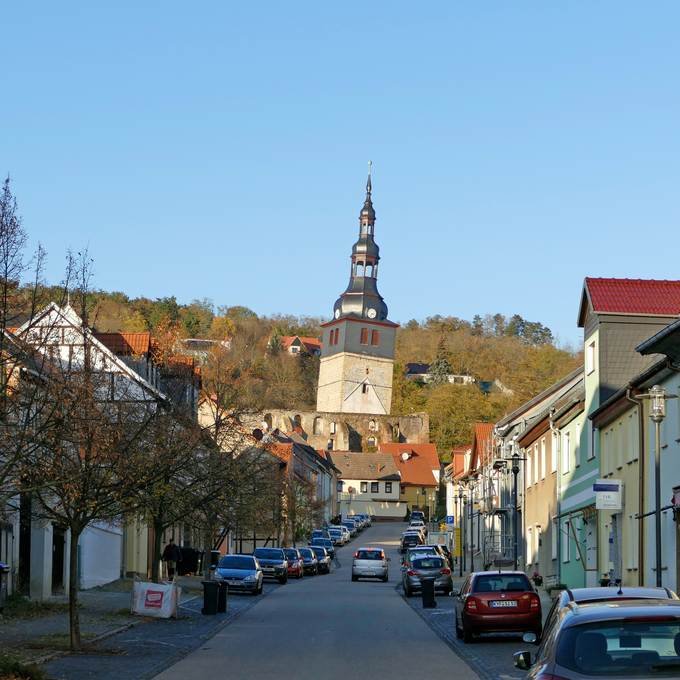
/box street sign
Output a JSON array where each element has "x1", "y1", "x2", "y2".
[
  {"x1": 445, "y1": 515, "x2": 455, "y2": 525},
  {"x1": 594, "y1": 479, "x2": 622, "y2": 510}
]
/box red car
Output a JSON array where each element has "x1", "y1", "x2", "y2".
[
  {"x1": 454, "y1": 570, "x2": 541, "y2": 643},
  {"x1": 283, "y1": 548, "x2": 304, "y2": 579}
]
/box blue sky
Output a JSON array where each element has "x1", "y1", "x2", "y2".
[{"x1": 3, "y1": 2, "x2": 680, "y2": 346}]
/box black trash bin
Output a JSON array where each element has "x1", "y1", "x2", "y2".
[
  {"x1": 201, "y1": 580, "x2": 219, "y2": 615},
  {"x1": 421, "y1": 577, "x2": 436, "y2": 609},
  {"x1": 217, "y1": 581, "x2": 228, "y2": 613}
]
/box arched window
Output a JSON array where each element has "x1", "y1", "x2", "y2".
[
  {"x1": 368, "y1": 419, "x2": 377, "y2": 432},
  {"x1": 330, "y1": 421, "x2": 336, "y2": 434},
  {"x1": 365, "y1": 264, "x2": 373, "y2": 278},
  {"x1": 356, "y1": 262, "x2": 365, "y2": 277},
  {"x1": 313, "y1": 416, "x2": 323, "y2": 435},
  {"x1": 367, "y1": 436, "x2": 377, "y2": 448}
]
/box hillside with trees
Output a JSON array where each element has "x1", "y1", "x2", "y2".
[{"x1": 11, "y1": 284, "x2": 580, "y2": 459}]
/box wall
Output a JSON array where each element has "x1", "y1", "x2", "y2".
[
  {"x1": 255, "y1": 409, "x2": 429, "y2": 452},
  {"x1": 79, "y1": 523, "x2": 123, "y2": 589}
]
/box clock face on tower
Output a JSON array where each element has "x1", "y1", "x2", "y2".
[
  {"x1": 334, "y1": 309, "x2": 340, "y2": 319},
  {"x1": 367, "y1": 308, "x2": 377, "y2": 319}
]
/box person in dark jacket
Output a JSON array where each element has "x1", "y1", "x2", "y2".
[{"x1": 162, "y1": 538, "x2": 182, "y2": 579}]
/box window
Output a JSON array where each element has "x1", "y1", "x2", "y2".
[
  {"x1": 551, "y1": 519, "x2": 558, "y2": 559},
  {"x1": 368, "y1": 419, "x2": 377, "y2": 431},
  {"x1": 526, "y1": 450, "x2": 532, "y2": 486},
  {"x1": 370, "y1": 482, "x2": 379, "y2": 493},
  {"x1": 385, "y1": 482, "x2": 392, "y2": 494},
  {"x1": 362, "y1": 383, "x2": 369, "y2": 394},
  {"x1": 330, "y1": 421, "x2": 336, "y2": 434},
  {"x1": 551, "y1": 431, "x2": 558, "y2": 473},
  {"x1": 535, "y1": 526, "x2": 541, "y2": 564},
  {"x1": 586, "y1": 341, "x2": 595, "y2": 375},
  {"x1": 367, "y1": 436, "x2": 376, "y2": 448},
  {"x1": 371, "y1": 330, "x2": 380, "y2": 346},
  {"x1": 337, "y1": 481, "x2": 344, "y2": 492},
  {"x1": 527, "y1": 526, "x2": 533, "y2": 564},
  {"x1": 562, "y1": 432, "x2": 571, "y2": 473},
  {"x1": 540, "y1": 438, "x2": 546, "y2": 480},
  {"x1": 360, "y1": 482, "x2": 368, "y2": 493},
  {"x1": 313, "y1": 416, "x2": 323, "y2": 435},
  {"x1": 533, "y1": 443, "x2": 539, "y2": 484},
  {"x1": 327, "y1": 439, "x2": 333, "y2": 451},
  {"x1": 563, "y1": 521, "x2": 571, "y2": 562},
  {"x1": 360, "y1": 328, "x2": 369, "y2": 345},
  {"x1": 290, "y1": 345, "x2": 299, "y2": 354},
  {"x1": 626, "y1": 513, "x2": 639, "y2": 570}
]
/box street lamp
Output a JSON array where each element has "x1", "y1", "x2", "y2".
[
  {"x1": 458, "y1": 484, "x2": 466, "y2": 576},
  {"x1": 511, "y1": 451, "x2": 520, "y2": 571},
  {"x1": 644, "y1": 385, "x2": 676, "y2": 587}
]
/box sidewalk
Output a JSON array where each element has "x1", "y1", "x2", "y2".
[{"x1": 1, "y1": 576, "x2": 276, "y2": 680}]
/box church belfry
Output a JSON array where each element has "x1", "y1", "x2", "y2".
[{"x1": 316, "y1": 166, "x2": 398, "y2": 415}]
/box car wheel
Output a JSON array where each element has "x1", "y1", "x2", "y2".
[
  {"x1": 278, "y1": 575, "x2": 288, "y2": 584},
  {"x1": 382, "y1": 573, "x2": 388, "y2": 582},
  {"x1": 351, "y1": 575, "x2": 358, "y2": 582},
  {"x1": 455, "y1": 615, "x2": 463, "y2": 639},
  {"x1": 463, "y1": 624, "x2": 473, "y2": 643}
]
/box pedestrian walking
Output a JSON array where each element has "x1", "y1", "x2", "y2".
[{"x1": 162, "y1": 537, "x2": 182, "y2": 580}]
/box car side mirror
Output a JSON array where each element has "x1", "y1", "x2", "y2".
[
  {"x1": 513, "y1": 651, "x2": 532, "y2": 670},
  {"x1": 523, "y1": 632, "x2": 538, "y2": 645},
  {"x1": 451, "y1": 589, "x2": 460, "y2": 597}
]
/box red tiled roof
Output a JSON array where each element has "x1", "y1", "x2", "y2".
[
  {"x1": 280, "y1": 335, "x2": 322, "y2": 353},
  {"x1": 95, "y1": 332, "x2": 152, "y2": 355},
  {"x1": 470, "y1": 423, "x2": 494, "y2": 473},
  {"x1": 378, "y1": 443, "x2": 439, "y2": 487},
  {"x1": 581, "y1": 278, "x2": 680, "y2": 321}
]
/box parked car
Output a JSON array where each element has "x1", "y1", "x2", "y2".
[
  {"x1": 310, "y1": 537, "x2": 335, "y2": 559},
  {"x1": 402, "y1": 554, "x2": 452, "y2": 597},
  {"x1": 328, "y1": 528, "x2": 346, "y2": 546},
  {"x1": 540, "y1": 586, "x2": 678, "y2": 644},
  {"x1": 215, "y1": 554, "x2": 263, "y2": 595},
  {"x1": 329, "y1": 525, "x2": 351, "y2": 542},
  {"x1": 514, "y1": 599, "x2": 680, "y2": 678},
  {"x1": 408, "y1": 520, "x2": 428, "y2": 537},
  {"x1": 437, "y1": 544, "x2": 454, "y2": 569},
  {"x1": 400, "y1": 532, "x2": 423, "y2": 553},
  {"x1": 404, "y1": 545, "x2": 440, "y2": 563},
  {"x1": 352, "y1": 547, "x2": 389, "y2": 582},
  {"x1": 253, "y1": 547, "x2": 289, "y2": 584},
  {"x1": 298, "y1": 547, "x2": 318, "y2": 575},
  {"x1": 342, "y1": 520, "x2": 359, "y2": 537},
  {"x1": 310, "y1": 546, "x2": 331, "y2": 574},
  {"x1": 356, "y1": 513, "x2": 372, "y2": 527},
  {"x1": 311, "y1": 529, "x2": 331, "y2": 541},
  {"x1": 454, "y1": 571, "x2": 541, "y2": 643},
  {"x1": 283, "y1": 548, "x2": 304, "y2": 579},
  {"x1": 410, "y1": 510, "x2": 425, "y2": 522}
]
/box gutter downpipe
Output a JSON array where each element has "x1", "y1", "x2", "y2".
[
  {"x1": 549, "y1": 408, "x2": 561, "y2": 585},
  {"x1": 626, "y1": 387, "x2": 645, "y2": 587}
]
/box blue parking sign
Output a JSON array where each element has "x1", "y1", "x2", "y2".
[{"x1": 446, "y1": 515, "x2": 454, "y2": 525}]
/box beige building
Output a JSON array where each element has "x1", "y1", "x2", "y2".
[{"x1": 329, "y1": 452, "x2": 404, "y2": 519}]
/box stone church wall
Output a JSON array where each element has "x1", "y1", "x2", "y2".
[{"x1": 252, "y1": 409, "x2": 429, "y2": 452}]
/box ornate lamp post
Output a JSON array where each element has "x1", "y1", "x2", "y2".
[
  {"x1": 511, "y1": 452, "x2": 520, "y2": 571},
  {"x1": 458, "y1": 484, "x2": 466, "y2": 576}
]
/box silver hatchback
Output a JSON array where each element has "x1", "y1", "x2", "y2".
[{"x1": 351, "y1": 547, "x2": 389, "y2": 582}]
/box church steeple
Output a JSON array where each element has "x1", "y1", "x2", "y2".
[{"x1": 332, "y1": 164, "x2": 389, "y2": 322}]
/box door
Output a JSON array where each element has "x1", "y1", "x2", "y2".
[
  {"x1": 585, "y1": 515, "x2": 598, "y2": 587},
  {"x1": 52, "y1": 527, "x2": 65, "y2": 593}
]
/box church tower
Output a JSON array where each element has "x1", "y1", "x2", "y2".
[{"x1": 316, "y1": 167, "x2": 398, "y2": 415}]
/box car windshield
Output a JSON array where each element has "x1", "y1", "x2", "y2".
[
  {"x1": 284, "y1": 550, "x2": 299, "y2": 560},
  {"x1": 473, "y1": 574, "x2": 531, "y2": 592},
  {"x1": 356, "y1": 550, "x2": 383, "y2": 560},
  {"x1": 253, "y1": 549, "x2": 284, "y2": 560},
  {"x1": 329, "y1": 530, "x2": 342, "y2": 535},
  {"x1": 412, "y1": 557, "x2": 443, "y2": 570},
  {"x1": 299, "y1": 549, "x2": 314, "y2": 559},
  {"x1": 218, "y1": 556, "x2": 254, "y2": 570},
  {"x1": 311, "y1": 547, "x2": 327, "y2": 557},
  {"x1": 556, "y1": 620, "x2": 680, "y2": 676},
  {"x1": 403, "y1": 536, "x2": 419, "y2": 545}
]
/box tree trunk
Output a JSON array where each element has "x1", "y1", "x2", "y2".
[
  {"x1": 69, "y1": 528, "x2": 81, "y2": 651},
  {"x1": 151, "y1": 517, "x2": 164, "y2": 583}
]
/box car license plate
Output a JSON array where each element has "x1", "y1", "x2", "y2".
[
  {"x1": 491, "y1": 600, "x2": 518, "y2": 608},
  {"x1": 228, "y1": 580, "x2": 241, "y2": 586}
]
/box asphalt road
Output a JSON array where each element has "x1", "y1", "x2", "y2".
[{"x1": 154, "y1": 523, "x2": 480, "y2": 680}]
